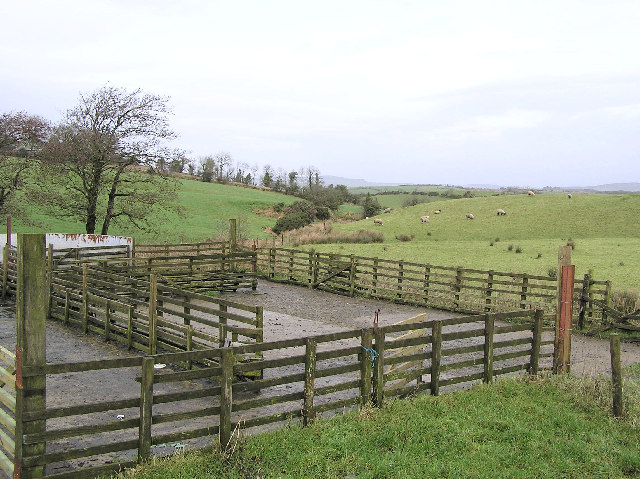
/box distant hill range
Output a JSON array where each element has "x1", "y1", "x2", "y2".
[{"x1": 325, "y1": 175, "x2": 640, "y2": 193}]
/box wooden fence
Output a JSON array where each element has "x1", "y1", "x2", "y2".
[
  {"x1": 49, "y1": 265, "x2": 264, "y2": 359},
  {"x1": 98, "y1": 251, "x2": 258, "y2": 293},
  {"x1": 0, "y1": 346, "x2": 15, "y2": 478},
  {"x1": 16, "y1": 309, "x2": 552, "y2": 478},
  {"x1": 254, "y1": 247, "x2": 611, "y2": 326},
  {"x1": 132, "y1": 241, "x2": 229, "y2": 258}
]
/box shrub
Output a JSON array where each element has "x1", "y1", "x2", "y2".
[
  {"x1": 547, "y1": 267, "x2": 557, "y2": 279},
  {"x1": 489, "y1": 242, "x2": 494, "y2": 246},
  {"x1": 609, "y1": 290, "x2": 640, "y2": 315},
  {"x1": 566, "y1": 238, "x2": 576, "y2": 250},
  {"x1": 362, "y1": 193, "x2": 382, "y2": 218},
  {"x1": 272, "y1": 212, "x2": 312, "y2": 235},
  {"x1": 508, "y1": 244, "x2": 514, "y2": 251},
  {"x1": 273, "y1": 202, "x2": 286, "y2": 213},
  {"x1": 315, "y1": 206, "x2": 331, "y2": 221},
  {"x1": 494, "y1": 237, "x2": 500, "y2": 243},
  {"x1": 395, "y1": 234, "x2": 414, "y2": 242},
  {"x1": 536, "y1": 253, "x2": 542, "y2": 259},
  {"x1": 515, "y1": 246, "x2": 523, "y2": 254}
]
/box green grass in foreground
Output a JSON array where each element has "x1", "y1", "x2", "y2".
[{"x1": 108, "y1": 373, "x2": 640, "y2": 479}]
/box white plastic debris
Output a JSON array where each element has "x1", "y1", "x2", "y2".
[{"x1": 153, "y1": 363, "x2": 166, "y2": 369}]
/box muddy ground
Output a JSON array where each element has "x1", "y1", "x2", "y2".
[{"x1": 1, "y1": 280, "x2": 639, "y2": 476}]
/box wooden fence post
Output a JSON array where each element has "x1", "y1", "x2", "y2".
[
  {"x1": 485, "y1": 271, "x2": 494, "y2": 312},
  {"x1": 148, "y1": 274, "x2": 157, "y2": 355},
  {"x1": 82, "y1": 264, "x2": 89, "y2": 334},
  {"x1": 520, "y1": 274, "x2": 529, "y2": 309},
  {"x1": 303, "y1": 338, "x2": 317, "y2": 426},
  {"x1": 360, "y1": 329, "x2": 373, "y2": 406},
  {"x1": 186, "y1": 326, "x2": 193, "y2": 370},
  {"x1": 610, "y1": 334, "x2": 623, "y2": 417},
  {"x1": 602, "y1": 280, "x2": 611, "y2": 324},
  {"x1": 269, "y1": 248, "x2": 275, "y2": 279},
  {"x1": 372, "y1": 328, "x2": 385, "y2": 407},
  {"x1": 307, "y1": 252, "x2": 313, "y2": 288},
  {"x1": 454, "y1": 267, "x2": 462, "y2": 311},
  {"x1": 251, "y1": 247, "x2": 258, "y2": 291},
  {"x1": 423, "y1": 265, "x2": 430, "y2": 306},
  {"x1": 219, "y1": 304, "x2": 228, "y2": 347},
  {"x1": 15, "y1": 234, "x2": 47, "y2": 479},
  {"x1": 2, "y1": 244, "x2": 7, "y2": 299},
  {"x1": 553, "y1": 245, "x2": 572, "y2": 374},
  {"x1": 138, "y1": 356, "x2": 154, "y2": 462},
  {"x1": 349, "y1": 255, "x2": 356, "y2": 297},
  {"x1": 127, "y1": 306, "x2": 134, "y2": 350},
  {"x1": 431, "y1": 321, "x2": 442, "y2": 396},
  {"x1": 372, "y1": 258, "x2": 379, "y2": 296},
  {"x1": 529, "y1": 309, "x2": 544, "y2": 374},
  {"x1": 219, "y1": 348, "x2": 233, "y2": 448},
  {"x1": 104, "y1": 300, "x2": 111, "y2": 341},
  {"x1": 64, "y1": 290, "x2": 70, "y2": 326},
  {"x1": 229, "y1": 219, "x2": 237, "y2": 253},
  {"x1": 396, "y1": 261, "x2": 404, "y2": 301},
  {"x1": 483, "y1": 315, "x2": 495, "y2": 383}
]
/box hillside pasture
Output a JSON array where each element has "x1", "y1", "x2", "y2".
[{"x1": 302, "y1": 193, "x2": 640, "y2": 291}]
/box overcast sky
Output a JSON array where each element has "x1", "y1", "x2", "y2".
[{"x1": 2, "y1": 1, "x2": 639, "y2": 187}]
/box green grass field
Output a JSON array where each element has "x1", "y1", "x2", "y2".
[
  {"x1": 108, "y1": 372, "x2": 640, "y2": 479},
  {"x1": 10, "y1": 179, "x2": 297, "y2": 243},
  {"x1": 302, "y1": 193, "x2": 640, "y2": 291}
]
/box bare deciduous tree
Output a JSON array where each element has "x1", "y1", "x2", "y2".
[
  {"x1": 0, "y1": 111, "x2": 50, "y2": 217},
  {"x1": 39, "y1": 86, "x2": 182, "y2": 235}
]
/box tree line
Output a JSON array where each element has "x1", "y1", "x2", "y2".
[{"x1": 1, "y1": 85, "x2": 370, "y2": 237}]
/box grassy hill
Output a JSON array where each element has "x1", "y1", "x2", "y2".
[
  {"x1": 301, "y1": 193, "x2": 640, "y2": 291},
  {"x1": 11, "y1": 179, "x2": 297, "y2": 243}
]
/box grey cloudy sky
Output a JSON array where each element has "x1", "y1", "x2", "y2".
[{"x1": 2, "y1": 0, "x2": 639, "y2": 187}]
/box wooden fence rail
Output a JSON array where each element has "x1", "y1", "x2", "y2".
[
  {"x1": 0, "y1": 346, "x2": 15, "y2": 478},
  {"x1": 14, "y1": 309, "x2": 552, "y2": 478},
  {"x1": 254, "y1": 247, "x2": 610, "y2": 327}
]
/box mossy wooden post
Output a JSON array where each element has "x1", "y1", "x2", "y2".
[
  {"x1": 255, "y1": 306, "x2": 264, "y2": 369},
  {"x1": 148, "y1": 274, "x2": 158, "y2": 355},
  {"x1": 46, "y1": 244, "x2": 53, "y2": 318},
  {"x1": 483, "y1": 314, "x2": 495, "y2": 383},
  {"x1": 312, "y1": 252, "x2": 319, "y2": 287},
  {"x1": 183, "y1": 296, "x2": 191, "y2": 326},
  {"x1": 138, "y1": 356, "x2": 154, "y2": 462},
  {"x1": 602, "y1": 281, "x2": 611, "y2": 323},
  {"x1": 430, "y1": 321, "x2": 442, "y2": 396},
  {"x1": 15, "y1": 234, "x2": 47, "y2": 479},
  {"x1": 485, "y1": 271, "x2": 494, "y2": 312},
  {"x1": 359, "y1": 329, "x2": 373, "y2": 406},
  {"x1": 303, "y1": 338, "x2": 317, "y2": 426},
  {"x1": 396, "y1": 261, "x2": 404, "y2": 301},
  {"x1": 219, "y1": 304, "x2": 228, "y2": 347},
  {"x1": 610, "y1": 334, "x2": 623, "y2": 417},
  {"x1": 423, "y1": 265, "x2": 430, "y2": 306},
  {"x1": 2, "y1": 244, "x2": 8, "y2": 299},
  {"x1": 529, "y1": 309, "x2": 544, "y2": 374},
  {"x1": 219, "y1": 348, "x2": 233, "y2": 449},
  {"x1": 520, "y1": 274, "x2": 529, "y2": 309},
  {"x1": 229, "y1": 219, "x2": 237, "y2": 253},
  {"x1": 372, "y1": 328, "x2": 385, "y2": 407},
  {"x1": 586, "y1": 271, "x2": 595, "y2": 322},
  {"x1": 349, "y1": 255, "x2": 356, "y2": 297},
  {"x1": 82, "y1": 264, "x2": 89, "y2": 334},
  {"x1": 553, "y1": 245, "x2": 572, "y2": 374},
  {"x1": 372, "y1": 258, "x2": 379, "y2": 296},
  {"x1": 251, "y1": 245, "x2": 258, "y2": 290}
]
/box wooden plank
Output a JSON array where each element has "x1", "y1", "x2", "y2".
[
  {"x1": 138, "y1": 357, "x2": 154, "y2": 462},
  {"x1": 219, "y1": 348, "x2": 233, "y2": 448},
  {"x1": 431, "y1": 321, "x2": 442, "y2": 396},
  {"x1": 372, "y1": 328, "x2": 385, "y2": 407},
  {"x1": 302, "y1": 338, "x2": 317, "y2": 426}
]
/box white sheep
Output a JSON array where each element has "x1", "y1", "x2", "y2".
[
  {"x1": 374, "y1": 218, "x2": 383, "y2": 225},
  {"x1": 420, "y1": 216, "x2": 430, "y2": 223},
  {"x1": 466, "y1": 213, "x2": 475, "y2": 219}
]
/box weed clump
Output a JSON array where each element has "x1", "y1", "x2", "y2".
[
  {"x1": 395, "y1": 234, "x2": 414, "y2": 242},
  {"x1": 515, "y1": 246, "x2": 523, "y2": 254},
  {"x1": 567, "y1": 238, "x2": 576, "y2": 250},
  {"x1": 508, "y1": 244, "x2": 514, "y2": 252},
  {"x1": 547, "y1": 267, "x2": 557, "y2": 279}
]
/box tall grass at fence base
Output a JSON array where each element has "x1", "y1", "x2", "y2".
[
  {"x1": 286, "y1": 222, "x2": 384, "y2": 246},
  {"x1": 106, "y1": 373, "x2": 640, "y2": 479}
]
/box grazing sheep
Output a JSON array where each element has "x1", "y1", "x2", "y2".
[
  {"x1": 496, "y1": 208, "x2": 506, "y2": 216},
  {"x1": 527, "y1": 190, "x2": 536, "y2": 196},
  {"x1": 567, "y1": 193, "x2": 572, "y2": 199},
  {"x1": 420, "y1": 215, "x2": 430, "y2": 223},
  {"x1": 434, "y1": 209, "x2": 441, "y2": 214},
  {"x1": 374, "y1": 218, "x2": 383, "y2": 225},
  {"x1": 383, "y1": 208, "x2": 392, "y2": 213},
  {"x1": 466, "y1": 213, "x2": 475, "y2": 220}
]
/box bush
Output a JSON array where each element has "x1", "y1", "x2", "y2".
[
  {"x1": 273, "y1": 202, "x2": 285, "y2": 213},
  {"x1": 566, "y1": 238, "x2": 576, "y2": 250},
  {"x1": 315, "y1": 206, "x2": 331, "y2": 221},
  {"x1": 395, "y1": 234, "x2": 414, "y2": 242},
  {"x1": 272, "y1": 212, "x2": 312, "y2": 235},
  {"x1": 508, "y1": 244, "x2": 514, "y2": 251},
  {"x1": 547, "y1": 267, "x2": 557, "y2": 279},
  {"x1": 515, "y1": 246, "x2": 523, "y2": 254},
  {"x1": 362, "y1": 193, "x2": 382, "y2": 218},
  {"x1": 494, "y1": 237, "x2": 500, "y2": 243}
]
